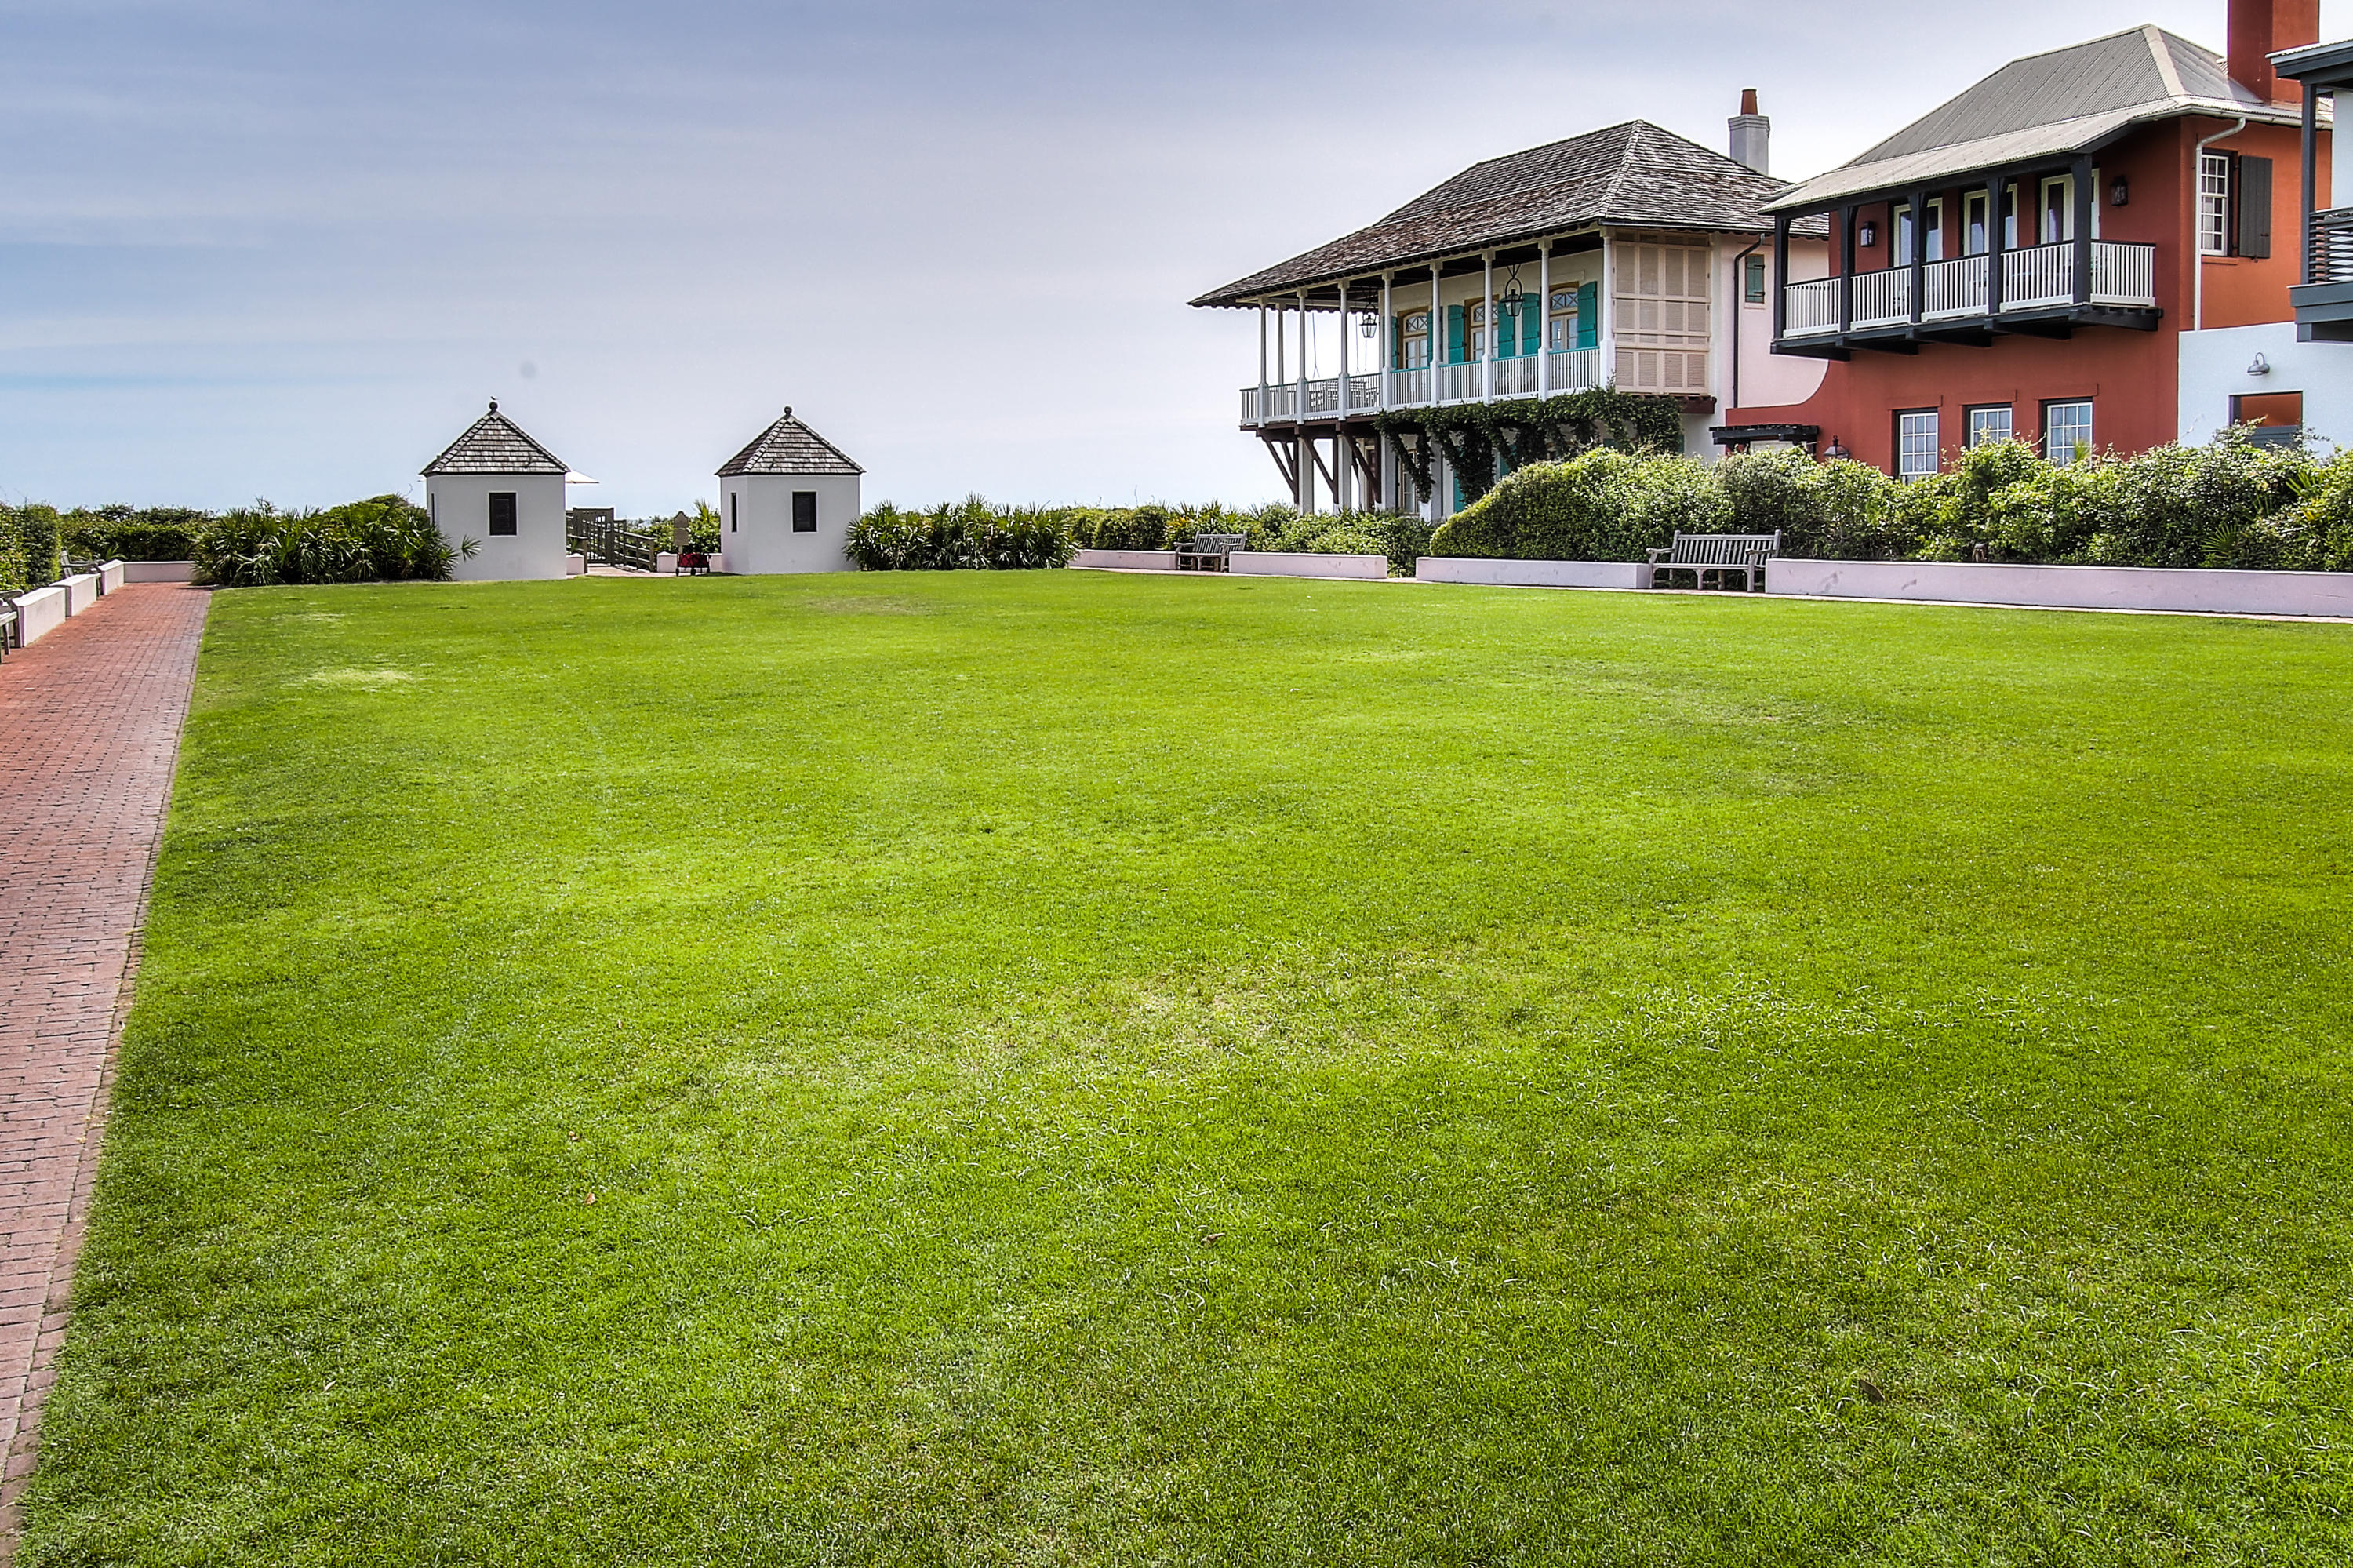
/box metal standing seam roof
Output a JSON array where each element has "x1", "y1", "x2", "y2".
[
  {"x1": 1766, "y1": 24, "x2": 2306, "y2": 214},
  {"x1": 420, "y1": 400, "x2": 569, "y2": 476},
  {"x1": 715, "y1": 409, "x2": 864, "y2": 477},
  {"x1": 1191, "y1": 120, "x2": 1823, "y2": 311}
]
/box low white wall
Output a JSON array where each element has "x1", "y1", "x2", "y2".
[
  {"x1": 565, "y1": 554, "x2": 587, "y2": 577},
  {"x1": 60, "y1": 574, "x2": 99, "y2": 615},
  {"x1": 1416, "y1": 558, "x2": 1649, "y2": 590},
  {"x1": 96, "y1": 561, "x2": 125, "y2": 595},
  {"x1": 710, "y1": 552, "x2": 729, "y2": 574},
  {"x1": 656, "y1": 551, "x2": 679, "y2": 575},
  {"x1": 1071, "y1": 549, "x2": 1180, "y2": 572},
  {"x1": 13, "y1": 584, "x2": 67, "y2": 646},
  {"x1": 1769, "y1": 557, "x2": 2353, "y2": 618},
  {"x1": 1227, "y1": 551, "x2": 1388, "y2": 580},
  {"x1": 122, "y1": 562, "x2": 195, "y2": 584}
]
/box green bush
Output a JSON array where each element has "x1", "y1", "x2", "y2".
[
  {"x1": 193, "y1": 497, "x2": 460, "y2": 587},
  {"x1": 60, "y1": 505, "x2": 209, "y2": 562},
  {"x1": 1428, "y1": 450, "x2": 1667, "y2": 562},
  {"x1": 0, "y1": 504, "x2": 62, "y2": 593},
  {"x1": 847, "y1": 499, "x2": 1074, "y2": 570}
]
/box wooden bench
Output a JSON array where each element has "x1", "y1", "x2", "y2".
[
  {"x1": 0, "y1": 598, "x2": 16, "y2": 661},
  {"x1": 1646, "y1": 531, "x2": 1781, "y2": 591},
  {"x1": 1176, "y1": 532, "x2": 1246, "y2": 572}
]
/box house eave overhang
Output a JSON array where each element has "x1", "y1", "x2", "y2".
[
  {"x1": 1763, "y1": 97, "x2": 2305, "y2": 216},
  {"x1": 2271, "y1": 38, "x2": 2353, "y2": 87},
  {"x1": 1191, "y1": 216, "x2": 1825, "y2": 311}
]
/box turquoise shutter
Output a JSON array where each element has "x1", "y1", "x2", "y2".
[
  {"x1": 1521, "y1": 292, "x2": 1542, "y2": 356},
  {"x1": 1577, "y1": 283, "x2": 1598, "y2": 349},
  {"x1": 1391, "y1": 315, "x2": 1405, "y2": 371},
  {"x1": 1446, "y1": 305, "x2": 1465, "y2": 364}
]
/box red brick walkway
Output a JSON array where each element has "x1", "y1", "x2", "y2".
[{"x1": 0, "y1": 584, "x2": 209, "y2": 1553}]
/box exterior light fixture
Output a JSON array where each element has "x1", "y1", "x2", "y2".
[
  {"x1": 1359, "y1": 313, "x2": 1377, "y2": 339},
  {"x1": 2111, "y1": 176, "x2": 2129, "y2": 206},
  {"x1": 1499, "y1": 266, "x2": 1526, "y2": 318},
  {"x1": 1857, "y1": 222, "x2": 1878, "y2": 247},
  {"x1": 2249, "y1": 351, "x2": 2272, "y2": 376},
  {"x1": 1824, "y1": 439, "x2": 1850, "y2": 460}
]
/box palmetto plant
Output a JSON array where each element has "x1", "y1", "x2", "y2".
[{"x1": 193, "y1": 497, "x2": 469, "y2": 587}]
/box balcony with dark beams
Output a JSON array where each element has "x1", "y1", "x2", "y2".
[{"x1": 1767, "y1": 154, "x2": 2161, "y2": 359}]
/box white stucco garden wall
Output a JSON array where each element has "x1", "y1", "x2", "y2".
[
  {"x1": 1416, "y1": 558, "x2": 1648, "y2": 589},
  {"x1": 1769, "y1": 556, "x2": 2353, "y2": 617},
  {"x1": 425, "y1": 473, "x2": 568, "y2": 582},
  {"x1": 716, "y1": 475, "x2": 860, "y2": 573},
  {"x1": 2178, "y1": 322, "x2": 2353, "y2": 453}
]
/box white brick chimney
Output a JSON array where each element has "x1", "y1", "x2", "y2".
[{"x1": 1729, "y1": 89, "x2": 1769, "y2": 175}]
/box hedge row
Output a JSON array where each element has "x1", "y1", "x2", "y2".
[
  {"x1": 849, "y1": 500, "x2": 1437, "y2": 577},
  {"x1": 1430, "y1": 432, "x2": 2353, "y2": 571},
  {"x1": 0, "y1": 505, "x2": 62, "y2": 594}
]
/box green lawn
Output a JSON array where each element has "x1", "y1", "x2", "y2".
[{"x1": 28, "y1": 572, "x2": 2353, "y2": 1565}]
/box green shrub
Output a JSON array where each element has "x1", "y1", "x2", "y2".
[
  {"x1": 0, "y1": 504, "x2": 63, "y2": 593},
  {"x1": 193, "y1": 497, "x2": 460, "y2": 587},
  {"x1": 60, "y1": 505, "x2": 210, "y2": 562},
  {"x1": 1430, "y1": 450, "x2": 1653, "y2": 561},
  {"x1": 848, "y1": 498, "x2": 1074, "y2": 570}
]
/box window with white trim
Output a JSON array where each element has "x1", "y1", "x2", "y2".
[
  {"x1": 2045, "y1": 400, "x2": 2094, "y2": 465},
  {"x1": 1966, "y1": 405, "x2": 2013, "y2": 447},
  {"x1": 1897, "y1": 409, "x2": 1940, "y2": 481},
  {"x1": 2198, "y1": 152, "x2": 2231, "y2": 256}
]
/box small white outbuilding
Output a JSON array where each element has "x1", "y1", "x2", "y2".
[
  {"x1": 422, "y1": 400, "x2": 572, "y2": 581},
  {"x1": 714, "y1": 407, "x2": 863, "y2": 573}
]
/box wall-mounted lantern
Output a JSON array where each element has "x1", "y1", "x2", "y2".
[
  {"x1": 2111, "y1": 176, "x2": 2130, "y2": 207},
  {"x1": 1824, "y1": 438, "x2": 1851, "y2": 460},
  {"x1": 1857, "y1": 221, "x2": 1878, "y2": 248}
]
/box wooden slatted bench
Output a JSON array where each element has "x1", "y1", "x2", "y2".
[
  {"x1": 0, "y1": 598, "x2": 16, "y2": 660},
  {"x1": 1176, "y1": 532, "x2": 1247, "y2": 572},
  {"x1": 1646, "y1": 531, "x2": 1781, "y2": 591}
]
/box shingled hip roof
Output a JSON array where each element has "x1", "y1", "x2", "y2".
[
  {"x1": 1191, "y1": 120, "x2": 1814, "y2": 310},
  {"x1": 716, "y1": 409, "x2": 864, "y2": 477},
  {"x1": 420, "y1": 400, "x2": 569, "y2": 476},
  {"x1": 1766, "y1": 24, "x2": 2304, "y2": 213}
]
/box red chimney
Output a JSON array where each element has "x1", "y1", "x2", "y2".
[
  {"x1": 2229, "y1": 0, "x2": 2319, "y2": 104},
  {"x1": 1740, "y1": 88, "x2": 1758, "y2": 116}
]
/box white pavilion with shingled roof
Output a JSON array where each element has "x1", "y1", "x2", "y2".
[
  {"x1": 422, "y1": 399, "x2": 573, "y2": 581},
  {"x1": 715, "y1": 407, "x2": 863, "y2": 574}
]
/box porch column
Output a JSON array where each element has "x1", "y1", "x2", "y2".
[
  {"x1": 1599, "y1": 234, "x2": 1617, "y2": 388},
  {"x1": 1908, "y1": 187, "x2": 1927, "y2": 326},
  {"x1": 1986, "y1": 176, "x2": 2006, "y2": 316},
  {"x1": 1257, "y1": 302, "x2": 1268, "y2": 423},
  {"x1": 1431, "y1": 263, "x2": 1447, "y2": 407},
  {"x1": 2072, "y1": 154, "x2": 2094, "y2": 305},
  {"x1": 1773, "y1": 214, "x2": 1791, "y2": 342},
  {"x1": 1537, "y1": 240, "x2": 1552, "y2": 396},
  {"x1": 2304, "y1": 83, "x2": 2320, "y2": 282},
  {"x1": 1380, "y1": 271, "x2": 1394, "y2": 410},
  {"x1": 1480, "y1": 250, "x2": 1495, "y2": 402},
  {"x1": 1836, "y1": 206, "x2": 1855, "y2": 333}
]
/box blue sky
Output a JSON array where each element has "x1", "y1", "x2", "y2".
[{"x1": 1, "y1": 0, "x2": 2340, "y2": 516}]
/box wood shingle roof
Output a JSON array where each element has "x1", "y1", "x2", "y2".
[
  {"x1": 716, "y1": 409, "x2": 864, "y2": 477},
  {"x1": 420, "y1": 401, "x2": 569, "y2": 476},
  {"x1": 1191, "y1": 121, "x2": 1815, "y2": 310}
]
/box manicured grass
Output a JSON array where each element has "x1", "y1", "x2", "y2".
[{"x1": 26, "y1": 572, "x2": 2353, "y2": 1565}]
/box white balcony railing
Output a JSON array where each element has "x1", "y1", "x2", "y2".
[
  {"x1": 2002, "y1": 243, "x2": 2075, "y2": 310},
  {"x1": 1240, "y1": 344, "x2": 1632, "y2": 426},
  {"x1": 1922, "y1": 254, "x2": 1989, "y2": 320},
  {"x1": 1781, "y1": 240, "x2": 2158, "y2": 341},
  {"x1": 1784, "y1": 277, "x2": 1841, "y2": 336},
  {"x1": 1851, "y1": 266, "x2": 1913, "y2": 328}
]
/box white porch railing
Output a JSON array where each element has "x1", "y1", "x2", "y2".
[
  {"x1": 1781, "y1": 240, "x2": 2160, "y2": 341},
  {"x1": 1387, "y1": 368, "x2": 1431, "y2": 406},
  {"x1": 1784, "y1": 277, "x2": 1841, "y2": 336},
  {"x1": 1340, "y1": 373, "x2": 1381, "y2": 413},
  {"x1": 1438, "y1": 362, "x2": 1483, "y2": 401},
  {"x1": 1922, "y1": 254, "x2": 1989, "y2": 320},
  {"x1": 1547, "y1": 347, "x2": 1603, "y2": 392},
  {"x1": 1492, "y1": 356, "x2": 1538, "y2": 396},
  {"x1": 1852, "y1": 266, "x2": 1912, "y2": 328},
  {"x1": 2002, "y1": 243, "x2": 2075, "y2": 310}
]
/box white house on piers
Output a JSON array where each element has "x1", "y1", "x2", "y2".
[
  {"x1": 1190, "y1": 104, "x2": 1832, "y2": 517},
  {"x1": 422, "y1": 400, "x2": 572, "y2": 580}
]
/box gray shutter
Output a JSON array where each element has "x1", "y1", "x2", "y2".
[{"x1": 2238, "y1": 155, "x2": 2272, "y2": 259}]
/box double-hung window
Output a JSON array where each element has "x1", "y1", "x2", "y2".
[
  {"x1": 2044, "y1": 401, "x2": 2094, "y2": 465},
  {"x1": 2198, "y1": 152, "x2": 2231, "y2": 256},
  {"x1": 1966, "y1": 405, "x2": 2014, "y2": 447},
  {"x1": 1897, "y1": 410, "x2": 1940, "y2": 481},
  {"x1": 1395, "y1": 310, "x2": 1431, "y2": 370}
]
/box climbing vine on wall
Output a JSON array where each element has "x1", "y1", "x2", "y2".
[{"x1": 1374, "y1": 388, "x2": 1686, "y2": 506}]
